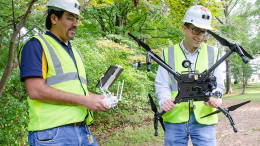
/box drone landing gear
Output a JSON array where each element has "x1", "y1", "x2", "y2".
[{"x1": 201, "y1": 100, "x2": 251, "y2": 132}]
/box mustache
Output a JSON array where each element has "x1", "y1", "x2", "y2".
[{"x1": 68, "y1": 27, "x2": 77, "y2": 31}]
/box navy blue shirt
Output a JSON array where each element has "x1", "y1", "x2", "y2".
[{"x1": 20, "y1": 31, "x2": 88, "y2": 82}]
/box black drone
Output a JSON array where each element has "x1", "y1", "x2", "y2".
[{"x1": 128, "y1": 30, "x2": 253, "y2": 136}]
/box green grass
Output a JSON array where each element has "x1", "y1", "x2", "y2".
[
  {"x1": 223, "y1": 82, "x2": 260, "y2": 102},
  {"x1": 98, "y1": 124, "x2": 164, "y2": 146}
]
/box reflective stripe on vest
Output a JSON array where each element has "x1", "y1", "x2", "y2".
[
  {"x1": 25, "y1": 35, "x2": 93, "y2": 131},
  {"x1": 162, "y1": 43, "x2": 219, "y2": 125},
  {"x1": 39, "y1": 35, "x2": 87, "y2": 87}
]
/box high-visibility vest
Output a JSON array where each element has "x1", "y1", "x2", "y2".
[
  {"x1": 162, "y1": 43, "x2": 219, "y2": 125},
  {"x1": 20, "y1": 35, "x2": 93, "y2": 131}
]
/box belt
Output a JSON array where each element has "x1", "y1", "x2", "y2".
[
  {"x1": 29, "y1": 121, "x2": 86, "y2": 132},
  {"x1": 65, "y1": 121, "x2": 85, "y2": 127}
]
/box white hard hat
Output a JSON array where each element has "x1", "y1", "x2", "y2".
[
  {"x1": 183, "y1": 5, "x2": 213, "y2": 30},
  {"x1": 47, "y1": 0, "x2": 80, "y2": 15}
]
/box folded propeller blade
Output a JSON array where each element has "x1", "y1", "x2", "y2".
[
  {"x1": 207, "y1": 30, "x2": 254, "y2": 62},
  {"x1": 159, "y1": 117, "x2": 165, "y2": 131},
  {"x1": 148, "y1": 93, "x2": 158, "y2": 113},
  {"x1": 128, "y1": 33, "x2": 151, "y2": 51},
  {"x1": 201, "y1": 110, "x2": 220, "y2": 119},
  {"x1": 201, "y1": 100, "x2": 251, "y2": 118},
  {"x1": 207, "y1": 30, "x2": 231, "y2": 47},
  {"x1": 239, "y1": 46, "x2": 254, "y2": 59},
  {"x1": 228, "y1": 100, "x2": 251, "y2": 111}
]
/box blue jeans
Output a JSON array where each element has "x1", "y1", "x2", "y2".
[
  {"x1": 164, "y1": 112, "x2": 216, "y2": 146},
  {"x1": 28, "y1": 124, "x2": 98, "y2": 146}
]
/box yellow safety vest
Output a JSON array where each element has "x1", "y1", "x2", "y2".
[
  {"x1": 162, "y1": 43, "x2": 219, "y2": 125},
  {"x1": 20, "y1": 35, "x2": 93, "y2": 131}
]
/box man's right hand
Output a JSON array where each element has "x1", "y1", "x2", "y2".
[
  {"x1": 161, "y1": 98, "x2": 176, "y2": 112},
  {"x1": 83, "y1": 94, "x2": 110, "y2": 112}
]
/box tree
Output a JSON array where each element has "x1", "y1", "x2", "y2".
[
  {"x1": 231, "y1": 56, "x2": 254, "y2": 94},
  {"x1": 215, "y1": 0, "x2": 260, "y2": 94},
  {"x1": 0, "y1": 0, "x2": 46, "y2": 97},
  {"x1": 213, "y1": 0, "x2": 242, "y2": 94}
]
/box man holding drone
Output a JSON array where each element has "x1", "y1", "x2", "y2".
[{"x1": 155, "y1": 5, "x2": 225, "y2": 146}]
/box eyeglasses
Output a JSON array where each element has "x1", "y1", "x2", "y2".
[
  {"x1": 186, "y1": 25, "x2": 207, "y2": 36},
  {"x1": 65, "y1": 15, "x2": 79, "y2": 24}
]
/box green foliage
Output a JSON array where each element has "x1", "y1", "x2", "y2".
[
  {"x1": 0, "y1": 0, "x2": 47, "y2": 69},
  {"x1": 165, "y1": 0, "x2": 222, "y2": 29},
  {"x1": 0, "y1": 68, "x2": 27, "y2": 101},
  {"x1": 0, "y1": 68, "x2": 28, "y2": 144},
  {"x1": 72, "y1": 37, "x2": 157, "y2": 129}
]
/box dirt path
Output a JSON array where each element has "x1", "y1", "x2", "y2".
[{"x1": 215, "y1": 99, "x2": 260, "y2": 146}]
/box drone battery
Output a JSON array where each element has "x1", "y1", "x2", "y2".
[{"x1": 96, "y1": 65, "x2": 124, "y2": 90}]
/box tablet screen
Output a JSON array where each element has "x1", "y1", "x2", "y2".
[{"x1": 96, "y1": 65, "x2": 124, "y2": 89}]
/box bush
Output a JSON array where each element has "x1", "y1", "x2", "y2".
[
  {"x1": 73, "y1": 38, "x2": 157, "y2": 131},
  {"x1": 0, "y1": 68, "x2": 29, "y2": 145}
]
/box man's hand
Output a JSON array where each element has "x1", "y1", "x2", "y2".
[
  {"x1": 83, "y1": 94, "x2": 110, "y2": 112},
  {"x1": 204, "y1": 97, "x2": 221, "y2": 108},
  {"x1": 161, "y1": 98, "x2": 176, "y2": 112}
]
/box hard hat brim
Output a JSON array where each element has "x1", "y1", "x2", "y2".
[{"x1": 183, "y1": 20, "x2": 214, "y2": 30}]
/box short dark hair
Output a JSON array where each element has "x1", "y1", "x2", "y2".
[
  {"x1": 46, "y1": 9, "x2": 64, "y2": 30},
  {"x1": 184, "y1": 22, "x2": 191, "y2": 27}
]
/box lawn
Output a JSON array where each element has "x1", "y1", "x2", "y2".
[{"x1": 223, "y1": 82, "x2": 260, "y2": 102}]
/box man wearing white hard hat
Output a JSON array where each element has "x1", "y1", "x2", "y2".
[
  {"x1": 155, "y1": 5, "x2": 225, "y2": 146},
  {"x1": 19, "y1": 0, "x2": 109, "y2": 145}
]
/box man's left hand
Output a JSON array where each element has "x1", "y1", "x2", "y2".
[{"x1": 204, "y1": 97, "x2": 221, "y2": 108}]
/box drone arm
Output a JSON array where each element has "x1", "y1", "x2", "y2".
[
  {"x1": 147, "y1": 51, "x2": 182, "y2": 81},
  {"x1": 202, "y1": 48, "x2": 233, "y2": 78}
]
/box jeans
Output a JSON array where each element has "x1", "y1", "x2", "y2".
[
  {"x1": 164, "y1": 112, "x2": 216, "y2": 146},
  {"x1": 28, "y1": 124, "x2": 98, "y2": 146}
]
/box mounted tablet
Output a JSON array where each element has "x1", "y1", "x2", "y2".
[
  {"x1": 96, "y1": 65, "x2": 124, "y2": 90},
  {"x1": 96, "y1": 65, "x2": 124, "y2": 109}
]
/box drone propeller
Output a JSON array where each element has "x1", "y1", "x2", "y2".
[
  {"x1": 207, "y1": 30, "x2": 254, "y2": 62},
  {"x1": 128, "y1": 33, "x2": 151, "y2": 51},
  {"x1": 148, "y1": 93, "x2": 158, "y2": 113},
  {"x1": 148, "y1": 93, "x2": 165, "y2": 136},
  {"x1": 239, "y1": 46, "x2": 254, "y2": 59},
  {"x1": 128, "y1": 33, "x2": 174, "y2": 73},
  {"x1": 207, "y1": 30, "x2": 231, "y2": 47},
  {"x1": 201, "y1": 100, "x2": 251, "y2": 118}
]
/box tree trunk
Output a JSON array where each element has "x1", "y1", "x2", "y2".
[
  {"x1": 0, "y1": 0, "x2": 37, "y2": 97},
  {"x1": 225, "y1": 59, "x2": 232, "y2": 94},
  {"x1": 241, "y1": 78, "x2": 248, "y2": 94}
]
